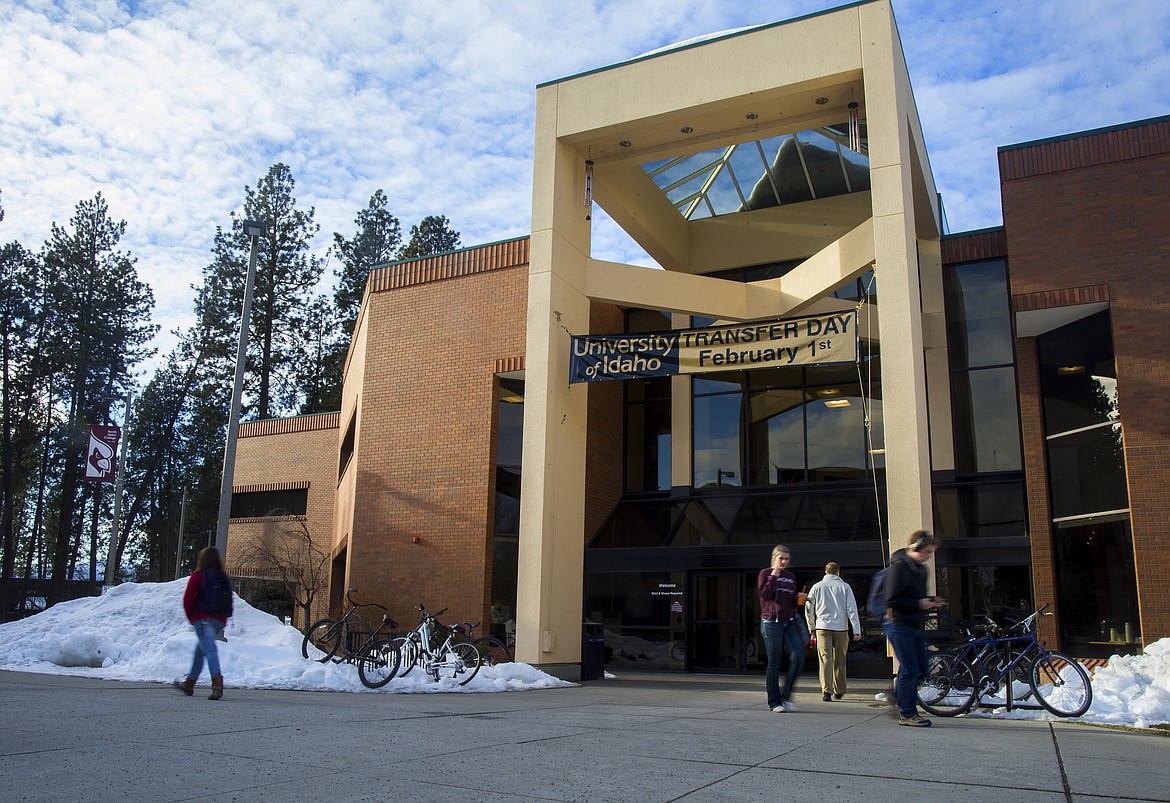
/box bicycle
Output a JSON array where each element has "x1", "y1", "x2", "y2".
[
  {"x1": 391, "y1": 604, "x2": 482, "y2": 685},
  {"x1": 451, "y1": 621, "x2": 513, "y2": 666},
  {"x1": 917, "y1": 604, "x2": 1092, "y2": 717},
  {"x1": 301, "y1": 588, "x2": 399, "y2": 667}
]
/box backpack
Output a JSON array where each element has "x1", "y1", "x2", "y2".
[
  {"x1": 200, "y1": 569, "x2": 234, "y2": 618},
  {"x1": 867, "y1": 565, "x2": 891, "y2": 619}
]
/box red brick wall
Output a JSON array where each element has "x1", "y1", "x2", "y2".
[
  {"x1": 345, "y1": 259, "x2": 528, "y2": 632},
  {"x1": 999, "y1": 118, "x2": 1170, "y2": 645}
]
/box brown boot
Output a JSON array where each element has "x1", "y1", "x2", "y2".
[
  {"x1": 173, "y1": 677, "x2": 195, "y2": 696},
  {"x1": 208, "y1": 675, "x2": 223, "y2": 701}
]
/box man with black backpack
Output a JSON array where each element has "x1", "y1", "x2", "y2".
[
  {"x1": 882, "y1": 531, "x2": 945, "y2": 727},
  {"x1": 173, "y1": 547, "x2": 233, "y2": 700}
]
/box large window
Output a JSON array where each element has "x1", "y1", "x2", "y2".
[
  {"x1": 944, "y1": 259, "x2": 1022, "y2": 474},
  {"x1": 229, "y1": 487, "x2": 307, "y2": 518},
  {"x1": 489, "y1": 378, "x2": 523, "y2": 640},
  {"x1": 624, "y1": 310, "x2": 673, "y2": 493},
  {"x1": 1037, "y1": 310, "x2": 1138, "y2": 655},
  {"x1": 626, "y1": 377, "x2": 672, "y2": 492},
  {"x1": 692, "y1": 353, "x2": 881, "y2": 489}
]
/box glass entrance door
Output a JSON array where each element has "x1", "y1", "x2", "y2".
[{"x1": 691, "y1": 571, "x2": 762, "y2": 673}]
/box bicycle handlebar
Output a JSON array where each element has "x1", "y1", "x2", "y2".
[{"x1": 345, "y1": 588, "x2": 387, "y2": 611}]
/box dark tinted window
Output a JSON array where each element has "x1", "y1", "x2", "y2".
[{"x1": 230, "y1": 488, "x2": 307, "y2": 518}]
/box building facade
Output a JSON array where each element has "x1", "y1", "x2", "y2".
[{"x1": 226, "y1": 1, "x2": 1168, "y2": 678}]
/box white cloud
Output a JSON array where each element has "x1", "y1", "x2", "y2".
[{"x1": 2, "y1": 0, "x2": 1168, "y2": 373}]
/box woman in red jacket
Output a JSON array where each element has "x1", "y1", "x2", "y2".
[{"x1": 173, "y1": 547, "x2": 232, "y2": 700}]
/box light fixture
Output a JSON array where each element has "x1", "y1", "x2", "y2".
[
  {"x1": 619, "y1": 140, "x2": 631, "y2": 148},
  {"x1": 815, "y1": 96, "x2": 829, "y2": 106},
  {"x1": 1057, "y1": 365, "x2": 1086, "y2": 375},
  {"x1": 824, "y1": 399, "x2": 851, "y2": 408},
  {"x1": 848, "y1": 101, "x2": 860, "y2": 151},
  {"x1": 815, "y1": 387, "x2": 841, "y2": 397},
  {"x1": 680, "y1": 126, "x2": 693, "y2": 134}
]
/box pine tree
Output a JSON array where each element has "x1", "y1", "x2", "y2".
[
  {"x1": 197, "y1": 164, "x2": 324, "y2": 421},
  {"x1": 332, "y1": 189, "x2": 401, "y2": 333},
  {"x1": 397, "y1": 215, "x2": 461, "y2": 261},
  {"x1": 38, "y1": 194, "x2": 156, "y2": 598},
  {"x1": 0, "y1": 196, "x2": 48, "y2": 582},
  {"x1": 306, "y1": 190, "x2": 405, "y2": 412}
]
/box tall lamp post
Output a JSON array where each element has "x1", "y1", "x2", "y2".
[
  {"x1": 103, "y1": 390, "x2": 133, "y2": 589},
  {"x1": 214, "y1": 219, "x2": 267, "y2": 556}
]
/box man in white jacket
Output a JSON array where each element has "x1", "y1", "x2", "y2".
[{"x1": 804, "y1": 562, "x2": 862, "y2": 701}]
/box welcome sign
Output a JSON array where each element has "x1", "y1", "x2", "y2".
[{"x1": 570, "y1": 310, "x2": 858, "y2": 383}]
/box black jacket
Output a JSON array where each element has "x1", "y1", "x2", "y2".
[{"x1": 883, "y1": 549, "x2": 928, "y2": 629}]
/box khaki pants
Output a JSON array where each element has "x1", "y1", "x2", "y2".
[{"x1": 815, "y1": 629, "x2": 850, "y2": 695}]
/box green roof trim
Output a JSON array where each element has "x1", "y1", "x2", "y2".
[
  {"x1": 536, "y1": 1, "x2": 874, "y2": 89},
  {"x1": 999, "y1": 113, "x2": 1170, "y2": 153}
]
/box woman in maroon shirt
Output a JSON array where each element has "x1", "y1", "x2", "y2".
[
  {"x1": 758, "y1": 544, "x2": 805, "y2": 712},
  {"x1": 173, "y1": 547, "x2": 231, "y2": 700}
]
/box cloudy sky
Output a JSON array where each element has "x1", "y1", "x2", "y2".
[{"x1": 3, "y1": 0, "x2": 1169, "y2": 376}]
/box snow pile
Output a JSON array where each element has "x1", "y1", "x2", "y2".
[
  {"x1": 946, "y1": 639, "x2": 1170, "y2": 729},
  {"x1": 0, "y1": 579, "x2": 573, "y2": 694},
  {"x1": 1084, "y1": 639, "x2": 1170, "y2": 729}
]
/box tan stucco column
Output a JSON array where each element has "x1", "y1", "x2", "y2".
[
  {"x1": 515, "y1": 91, "x2": 593, "y2": 676},
  {"x1": 861, "y1": 3, "x2": 935, "y2": 552}
]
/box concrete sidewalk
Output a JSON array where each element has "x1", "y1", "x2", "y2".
[{"x1": 1, "y1": 669, "x2": 1166, "y2": 802}]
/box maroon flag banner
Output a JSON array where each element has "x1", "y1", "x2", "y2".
[{"x1": 83, "y1": 425, "x2": 121, "y2": 482}]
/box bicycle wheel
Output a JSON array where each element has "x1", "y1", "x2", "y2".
[
  {"x1": 393, "y1": 635, "x2": 421, "y2": 676},
  {"x1": 918, "y1": 652, "x2": 977, "y2": 716},
  {"x1": 302, "y1": 619, "x2": 343, "y2": 662},
  {"x1": 1029, "y1": 651, "x2": 1092, "y2": 717},
  {"x1": 357, "y1": 638, "x2": 401, "y2": 688},
  {"x1": 474, "y1": 636, "x2": 512, "y2": 666},
  {"x1": 440, "y1": 642, "x2": 481, "y2": 686}
]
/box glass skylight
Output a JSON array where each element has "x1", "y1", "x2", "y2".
[{"x1": 642, "y1": 124, "x2": 870, "y2": 220}]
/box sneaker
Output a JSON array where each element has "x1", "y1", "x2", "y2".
[
  {"x1": 898, "y1": 714, "x2": 932, "y2": 727},
  {"x1": 822, "y1": 692, "x2": 832, "y2": 702},
  {"x1": 770, "y1": 705, "x2": 786, "y2": 713},
  {"x1": 781, "y1": 700, "x2": 799, "y2": 712},
  {"x1": 833, "y1": 693, "x2": 844, "y2": 700}
]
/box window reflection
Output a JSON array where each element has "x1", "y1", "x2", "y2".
[
  {"x1": 945, "y1": 259, "x2": 1014, "y2": 369},
  {"x1": 934, "y1": 564, "x2": 1032, "y2": 624},
  {"x1": 584, "y1": 571, "x2": 686, "y2": 670},
  {"x1": 952, "y1": 367, "x2": 1023, "y2": 473},
  {"x1": 1053, "y1": 516, "x2": 1140, "y2": 658},
  {"x1": 491, "y1": 378, "x2": 523, "y2": 641},
  {"x1": 933, "y1": 482, "x2": 1026, "y2": 539},
  {"x1": 747, "y1": 388, "x2": 806, "y2": 484},
  {"x1": 1039, "y1": 311, "x2": 1119, "y2": 434},
  {"x1": 805, "y1": 381, "x2": 866, "y2": 481},
  {"x1": 694, "y1": 393, "x2": 742, "y2": 488},
  {"x1": 1047, "y1": 424, "x2": 1127, "y2": 518}
]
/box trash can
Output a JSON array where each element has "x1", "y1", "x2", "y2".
[{"x1": 581, "y1": 622, "x2": 605, "y2": 681}]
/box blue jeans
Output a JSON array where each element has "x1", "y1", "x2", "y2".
[
  {"x1": 761, "y1": 618, "x2": 805, "y2": 708},
  {"x1": 187, "y1": 619, "x2": 224, "y2": 680},
  {"x1": 884, "y1": 619, "x2": 927, "y2": 717}
]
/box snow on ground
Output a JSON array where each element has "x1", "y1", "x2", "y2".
[
  {"x1": 1, "y1": 579, "x2": 1167, "y2": 729},
  {"x1": 0, "y1": 579, "x2": 572, "y2": 694}
]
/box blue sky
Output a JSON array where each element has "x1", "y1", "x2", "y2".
[{"x1": 2, "y1": 0, "x2": 1169, "y2": 375}]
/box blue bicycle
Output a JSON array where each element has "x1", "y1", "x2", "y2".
[{"x1": 917, "y1": 604, "x2": 1092, "y2": 718}]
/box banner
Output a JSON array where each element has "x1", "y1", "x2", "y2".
[
  {"x1": 570, "y1": 310, "x2": 857, "y2": 383},
  {"x1": 83, "y1": 425, "x2": 121, "y2": 482}
]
